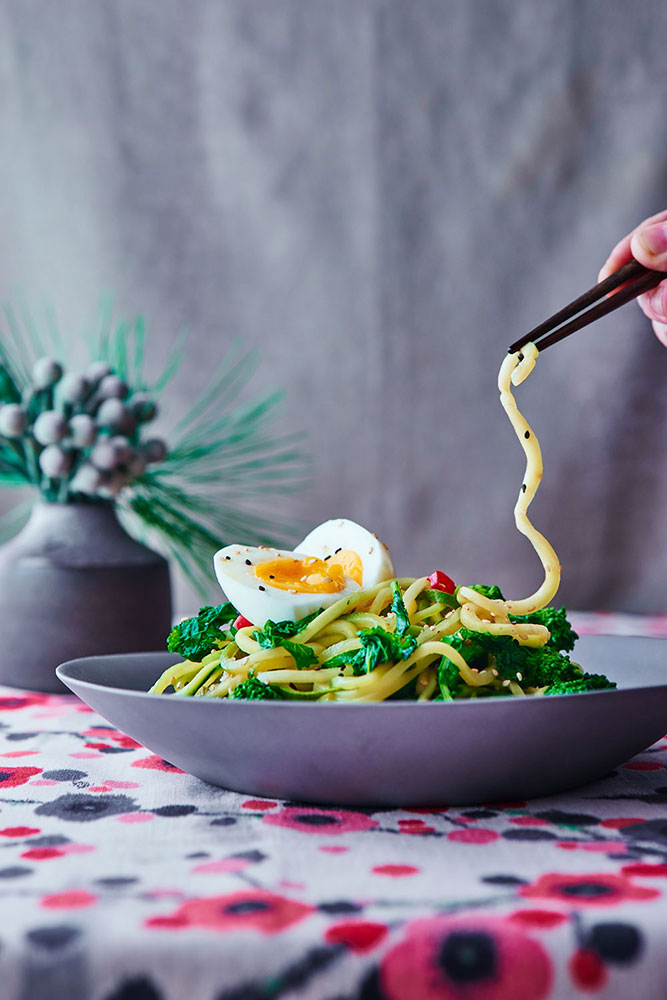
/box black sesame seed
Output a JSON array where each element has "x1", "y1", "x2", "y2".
[
  {"x1": 524, "y1": 430, "x2": 530, "y2": 439},
  {"x1": 269, "y1": 575, "x2": 275, "y2": 579},
  {"x1": 258, "y1": 585, "x2": 265, "y2": 591},
  {"x1": 324, "y1": 555, "x2": 331, "y2": 561},
  {"x1": 521, "y1": 484, "x2": 527, "y2": 493},
  {"x1": 225, "y1": 556, "x2": 231, "y2": 560},
  {"x1": 518, "y1": 352, "x2": 524, "y2": 361},
  {"x1": 335, "y1": 548, "x2": 342, "y2": 554},
  {"x1": 245, "y1": 559, "x2": 252, "y2": 566}
]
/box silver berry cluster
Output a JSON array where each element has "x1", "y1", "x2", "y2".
[{"x1": 0, "y1": 357, "x2": 167, "y2": 498}]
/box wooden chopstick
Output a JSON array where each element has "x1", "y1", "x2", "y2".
[{"x1": 508, "y1": 259, "x2": 664, "y2": 354}]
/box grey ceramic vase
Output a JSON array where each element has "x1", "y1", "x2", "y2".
[{"x1": 0, "y1": 501, "x2": 172, "y2": 692}]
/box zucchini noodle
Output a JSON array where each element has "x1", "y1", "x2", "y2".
[{"x1": 150, "y1": 344, "x2": 579, "y2": 703}]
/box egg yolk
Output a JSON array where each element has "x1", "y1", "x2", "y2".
[
  {"x1": 329, "y1": 549, "x2": 363, "y2": 585},
  {"x1": 254, "y1": 550, "x2": 363, "y2": 593}
]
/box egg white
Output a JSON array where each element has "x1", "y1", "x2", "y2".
[
  {"x1": 298, "y1": 518, "x2": 395, "y2": 587},
  {"x1": 213, "y1": 544, "x2": 360, "y2": 629}
]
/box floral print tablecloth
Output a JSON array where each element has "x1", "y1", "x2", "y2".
[{"x1": 0, "y1": 615, "x2": 666, "y2": 1000}]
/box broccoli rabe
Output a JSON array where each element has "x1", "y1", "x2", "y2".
[
  {"x1": 167, "y1": 602, "x2": 238, "y2": 662},
  {"x1": 469, "y1": 584, "x2": 505, "y2": 601},
  {"x1": 510, "y1": 606, "x2": 578, "y2": 652},
  {"x1": 390, "y1": 581, "x2": 411, "y2": 636},
  {"x1": 435, "y1": 658, "x2": 465, "y2": 700},
  {"x1": 440, "y1": 629, "x2": 525, "y2": 674},
  {"x1": 253, "y1": 634, "x2": 317, "y2": 670},
  {"x1": 252, "y1": 611, "x2": 322, "y2": 669},
  {"x1": 252, "y1": 609, "x2": 323, "y2": 645},
  {"x1": 252, "y1": 608, "x2": 322, "y2": 670},
  {"x1": 544, "y1": 673, "x2": 616, "y2": 695},
  {"x1": 466, "y1": 586, "x2": 577, "y2": 654},
  {"x1": 232, "y1": 675, "x2": 285, "y2": 700},
  {"x1": 517, "y1": 647, "x2": 581, "y2": 688},
  {"x1": 439, "y1": 629, "x2": 489, "y2": 671},
  {"x1": 439, "y1": 623, "x2": 586, "y2": 690},
  {"x1": 325, "y1": 627, "x2": 417, "y2": 676}
]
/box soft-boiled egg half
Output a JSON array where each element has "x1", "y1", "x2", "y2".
[{"x1": 213, "y1": 518, "x2": 395, "y2": 628}]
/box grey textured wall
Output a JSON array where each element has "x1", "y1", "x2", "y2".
[{"x1": 0, "y1": 0, "x2": 666, "y2": 614}]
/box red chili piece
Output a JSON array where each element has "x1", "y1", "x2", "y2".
[
  {"x1": 233, "y1": 615, "x2": 254, "y2": 630},
  {"x1": 427, "y1": 570, "x2": 456, "y2": 593}
]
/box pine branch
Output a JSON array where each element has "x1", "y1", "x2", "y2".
[{"x1": 0, "y1": 297, "x2": 309, "y2": 593}]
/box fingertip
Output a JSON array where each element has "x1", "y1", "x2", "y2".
[
  {"x1": 597, "y1": 262, "x2": 613, "y2": 283},
  {"x1": 637, "y1": 281, "x2": 667, "y2": 322},
  {"x1": 652, "y1": 282, "x2": 667, "y2": 322},
  {"x1": 631, "y1": 225, "x2": 667, "y2": 270},
  {"x1": 598, "y1": 238, "x2": 634, "y2": 284},
  {"x1": 630, "y1": 231, "x2": 653, "y2": 269},
  {"x1": 637, "y1": 294, "x2": 656, "y2": 321}
]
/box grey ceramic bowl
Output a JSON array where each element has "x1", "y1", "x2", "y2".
[{"x1": 56, "y1": 635, "x2": 667, "y2": 806}]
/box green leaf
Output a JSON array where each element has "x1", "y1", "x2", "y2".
[
  {"x1": 232, "y1": 675, "x2": 285, "y2": 700},
  {"x1": 325, "y1": 627, "x2": 417, "y2": 677},
  {"x1": 436, "y1": 658, "x2": 464, "y2": 700},
  {"x1": 439, "y1": 626, "x2": 588, "y2": 690},
  {"x1": 509, "y1": 606, "x2": 578, "y2": 652},
  {"x1": 252, "y1": 611, "x2": 322, "y2": 669},
  {"x1": 468, "y1": 584, "x2": 505, "y2": 601},
  {"x1": 252, "y1": 609, "x2": 323, "y2": 645},
  {"x1": 167, "y1": 603, "x2": 238, "y2": 661},
  {"x1": 390, "y1": 580, "x2": 410, "y2": 636},
  {"x1": 279, "y1": 639, "x2": 318, "y2": 670},
  {"x1": 544, "y1": 673, "x2": 616, "y2": 695}
]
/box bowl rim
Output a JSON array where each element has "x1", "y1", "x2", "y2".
[{"x1": 55, "y1": 635, "x2": 667, "y2": 709}]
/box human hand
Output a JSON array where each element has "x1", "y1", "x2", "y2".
[{"x1": 599, "y1": 209, "x2": 667, "y2": 347}]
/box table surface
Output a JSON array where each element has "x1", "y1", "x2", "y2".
[{"x1": 0, "y1": 615, "x2": 666, "y2": 1000}]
